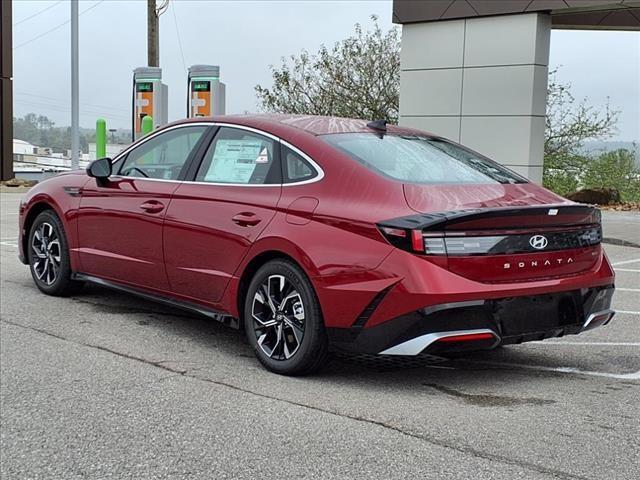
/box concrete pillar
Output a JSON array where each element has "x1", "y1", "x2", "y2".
[{"x1": 399, "y1": 13, "x2": 551, "y2": 183}]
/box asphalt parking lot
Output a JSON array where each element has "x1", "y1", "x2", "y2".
[{"x1": 1, "y1": 191, "x2": 638, "y2": 480}]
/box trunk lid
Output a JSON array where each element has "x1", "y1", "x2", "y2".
[{"x1": 378, "y1": 184, "x2": 602, "y2": 283}]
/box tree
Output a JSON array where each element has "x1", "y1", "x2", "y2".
[
  {"x1": 255, "y1": 15, "x2": 400, "y2": 122},
  {"x1": 13, "y1": 113, "x2": 90, "y2": 154},
  {"x1": 256, "y1": 20, "x2": 619, "y2": 160},
  {"x1": 544, "y1": 69, "x2": 619, "y2": 159},
  {"x1": 582, "y1": 149, "x2": 640, "y2": 202},
  {"x1": 542, "y1": 69, "x2": 620, "y2": 193}
]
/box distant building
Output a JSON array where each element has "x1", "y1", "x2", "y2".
[
  {"x1": 88, "y1": 142, "x2": 129, "y2": 160},
  {"x1": 12, "y1": 138, "x2": 90, "y2": 181},
  {"x1": 12, "y1": 138, "x2": 38, "y2": 155}
]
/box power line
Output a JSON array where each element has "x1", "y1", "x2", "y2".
[
  {"x1": 15, "y1": 91, "x2": 130, "y2": 114},
  {"x1": 171, "y1": 1, "x2": 187, "y2": 72},
  {"x1": 13, "y1": 0, "x2": 105, "y2": 50},
  {"x1": 13, "y1": 0, "x2": 64, "y2": 26},
  {"x1": 14, "y1": 99, "x2": 129, "y2": 120}
]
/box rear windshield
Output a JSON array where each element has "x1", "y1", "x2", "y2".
[{"x1": 322, "y1": 133, "x2": 526, "y2": 185}]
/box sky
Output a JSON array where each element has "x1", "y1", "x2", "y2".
[{"x1": 10, "y1": 0, "x2": 640, "y2": 141}]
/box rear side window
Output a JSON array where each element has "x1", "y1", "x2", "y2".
[
  {"x1": 196, "y1": 127, "x2": 280, "y2": 185},
  {"x1": 282, "y1": 145, "x2": 317, "y2": 183},
  {"x1": 322, "y1": 133, "x2": 526, "y2": 185}
]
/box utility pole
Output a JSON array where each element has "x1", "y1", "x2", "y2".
[
  {"x1": 0, "y1": 0, "x2": 13, "y2": 181},
  {"x1": 147, "y1": 0, "x2": 159, "y2": 67},
  {"x1": 71, "y1": 0, "x2": 79, "y2": 170}
]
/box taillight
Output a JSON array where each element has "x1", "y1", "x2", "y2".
[
  {"x1": 378, "y1": 227, "x2": 505, "y2": 256},
  {"x1": 377, "y1": 224, "x2": 601, "y2": 256}
]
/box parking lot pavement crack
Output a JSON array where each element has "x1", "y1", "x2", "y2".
[
  {"x1": 423, "y1": 383, "x2": 557, "y2": 407},
  {"x1": 1, "y1": 318, "x2": 591, "y2": 480}
]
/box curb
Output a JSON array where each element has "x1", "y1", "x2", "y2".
[{"x1": 602, "y1": 237, "x2": 640, "y2": 249}]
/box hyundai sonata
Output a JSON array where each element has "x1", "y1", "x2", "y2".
[{"x1": 18, "y1": 115, "x2": 615, "y2": 375}]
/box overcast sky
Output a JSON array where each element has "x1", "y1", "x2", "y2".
[{"x1": 11, "y1": 0, "x2": 640, "y2": 141}]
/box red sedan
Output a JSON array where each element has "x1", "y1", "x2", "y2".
[{"x1": 18, "y1": 115, "x2": 615, "y2": 375}]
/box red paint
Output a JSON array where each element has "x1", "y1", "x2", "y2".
[{"x1": 18, "y1": 115, "x2": 615, "y2": 349}]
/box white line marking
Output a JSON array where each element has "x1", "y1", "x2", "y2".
[
  {"x1": 615, "y1": 268, "x2": 640, "y2": 273},
  {"x1": 534, "y1": 341, "x2": 640, "y2": 346},
  {"x1": 612, "y1": 258, "x2": 640, "y2": 266},
  {"x1": 617, "y1": 310, "x2": 640, "y2": 315},
  {"x1": 617, "y1": 288, "x2": 640, "y2": 292},
  {"x1": 475, "y1": 361, "x2": 640, "y2": 380}
]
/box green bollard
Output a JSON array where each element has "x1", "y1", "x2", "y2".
[
  {"x1": 96, "y1": 118, "x2": 106, "y2": 159},
  {"x1": 141, "y1": 115, "x2": 153, "y2": 136}
]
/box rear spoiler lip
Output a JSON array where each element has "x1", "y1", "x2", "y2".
[{"x1": 378, "y1": 204, "x2": 601, "y2": 232}]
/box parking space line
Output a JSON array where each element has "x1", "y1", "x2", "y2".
[
  {"x1": 473, "y1": 361, "x2": 640, "y2": 380},
  {"x1": 617, "y1": 288, "x2": 640, "y2": 292},
  {"x1": 617, "y1": 310, "x2": 640, "y2": 315},
  {"x1": 612, "y1": 258, "x2": 640, "y2": 266},
  {"x1": 534, "y1": 341, "x2": 640, "y2": 346},
  {"x1": 615, "y1": 268, "x2": 640, "y2": 273}
]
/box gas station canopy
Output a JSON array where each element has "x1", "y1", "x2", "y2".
[{"x1": 393, "y1": 0, "x2": 640, "y2": 30}]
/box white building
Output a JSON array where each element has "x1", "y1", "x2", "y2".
[{"x1": 88, "y1": 142, "x2": 129, "y2": 160}]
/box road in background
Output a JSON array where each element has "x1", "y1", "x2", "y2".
[{"x1": 1, "y1": 191, "x2": 639, "y2": 479}]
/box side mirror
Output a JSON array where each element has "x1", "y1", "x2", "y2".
[{"x1": 86, "y1": 157, "x2": 112, "y2": 182}]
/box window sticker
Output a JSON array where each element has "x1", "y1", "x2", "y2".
[
  {"x1": 204, "y1": 139, "x2": 266, "y2": 183},
  {"x1": 255, "y1": 147, "x2": 269, "y2": 164}
]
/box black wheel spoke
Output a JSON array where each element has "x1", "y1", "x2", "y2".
[
  {"x1": 252, "y1": 274, "x2": 306, "y2": 361},
  {"x1": 30, "y1": 221, "x2": 60, "y2": 286}
]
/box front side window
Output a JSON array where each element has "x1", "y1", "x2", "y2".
[
  {"x1": 119, "y1": 126, "x2": 207, "y2": 180},
  {"x1": 322, "y1": 133, "x2": 526, "y2": 185},
  {"x1": 196, "y1": 127, "x2": 279, "y2": 185}
]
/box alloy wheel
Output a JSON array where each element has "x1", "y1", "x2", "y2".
[
  {"x1": 251, "y1": 274, "x2": 306, "y2": 360},
  {"x1": 31, "y1": 222, "x2": 61, "y2": 286}
]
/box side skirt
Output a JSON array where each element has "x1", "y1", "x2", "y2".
[{"x1": 71, "y1": 273, "x2": 239, "y2": 329}]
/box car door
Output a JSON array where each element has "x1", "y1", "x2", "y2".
[
  {"x1": 163, "y1": 125, "x2": 282, "y2": 304},
  {"x1": 77, "y1": 124, "x2": 210, "y2": 291}
]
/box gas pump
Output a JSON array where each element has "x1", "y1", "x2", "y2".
[
  {"x1": 187, "y1": 65, "x2": 226, "y2": 118},
  {"x1": 132, "y1": 67, "x2": 168, "y2": 141}
]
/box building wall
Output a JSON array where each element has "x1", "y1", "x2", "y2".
[{"x1": 398, "y1": 13, "x2": 551, "y2": 182}]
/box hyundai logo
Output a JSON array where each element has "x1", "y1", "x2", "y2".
[{"x1": 529, "y1": 235, "x2": 548, "y2": 250}]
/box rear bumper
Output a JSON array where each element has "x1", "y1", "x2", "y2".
[{"x1": 327, "y1": 285, "x2": 615, "y2": 355}]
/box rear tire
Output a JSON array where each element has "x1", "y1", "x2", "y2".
[
  {"x1": 27, "y1": 210, "x2": 83, "y2": 296},
  {"x1": 243, "y1": 259, "x2": 328, "y2": 376}
]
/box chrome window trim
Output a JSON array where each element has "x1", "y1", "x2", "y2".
[
  {"x1": 109, "y1": 121, "x2": 325, "y2": 187},
  {"x1": 112, "y1": 122, "x2": 215, "y2": 164}
]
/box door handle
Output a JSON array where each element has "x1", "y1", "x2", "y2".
[
  {"x1": 232, "y1": 212, "x2": 261, "y2": 227},
  {"x1": 139, "y1": 200, "x2": 165, "y2": 214}
]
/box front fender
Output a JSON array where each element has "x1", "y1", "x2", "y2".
[{"x1": 19, "y1": 174, "x2": 90, "y2": 272}]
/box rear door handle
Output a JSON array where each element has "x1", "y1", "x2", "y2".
[
  {"x1": 139, "y1": 200, "x2": 165, "y2": 214},
  {"x1": 232, "y1": 212, "x2": 261, "y2": 227}
]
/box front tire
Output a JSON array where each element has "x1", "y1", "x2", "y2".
[
  {"x1": 243, "y1": 259, "x2": 328, "y2": 376},
  {"x1": 27, "y1": 210, "x2": 83, "y2": 296}
]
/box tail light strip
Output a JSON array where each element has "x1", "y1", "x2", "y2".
[{"x1": 380, "y1": 225, "x2": 601, "y2": 256}]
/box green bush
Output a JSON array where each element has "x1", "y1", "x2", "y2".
[
  {"x1": 544, "y1": 149, "x2": 640, "y2": 202},
  {"x1": 582, "y1": 149, "x2": 640, "y2": 202},
  {"x1": 543, "y1": 153, "x2": 587, "y2": 197}
]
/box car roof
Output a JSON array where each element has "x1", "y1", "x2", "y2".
[{"x1": 175, "y1": 114, "x2": 431, "y2": 137}]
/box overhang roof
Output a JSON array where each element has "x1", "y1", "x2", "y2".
[{"x1": 393, "y1": 1, "x2": 640, "y2": 30}]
